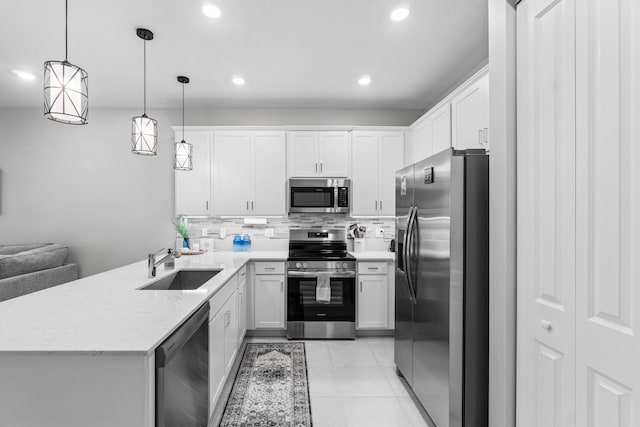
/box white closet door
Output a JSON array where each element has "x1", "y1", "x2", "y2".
[
  {"x1": 516, "y1": 0, "x2": 576, "y2": 426},
  {"x1": 575, "y1": 1, "x2": 640, "y2": 425}
]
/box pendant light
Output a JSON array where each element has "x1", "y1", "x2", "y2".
[
  {"x1": 175, "y1": 76, "x2": 193, "y2": 171},
  {"x1": 44, "y1": 0, "x2": 88, "y2": 125},
  {"x1": 131, "y1": 28, "x2": 157, "y2": 155}
]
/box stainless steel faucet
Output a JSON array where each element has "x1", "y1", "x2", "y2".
[{"x1": 148, "y1": 248, "x2": 179, "y2": 278}]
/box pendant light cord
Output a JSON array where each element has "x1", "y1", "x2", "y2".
[
  {"x1": 65, "y1": 0, "x2": 68, "y2": 61},
  {"x1": 143, "y1": 39, "x2": 147, "y2": 115},
  {"x1": 182, "y1": 83, "x2": 185, "y2": 141}
]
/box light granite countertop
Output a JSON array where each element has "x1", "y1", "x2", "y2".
[{"x1": 0, "y1": 250, "x2": 287, "y2": 355}]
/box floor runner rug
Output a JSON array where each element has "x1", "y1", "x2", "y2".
[{"x1": 219, "y1": 342, "x2": 312, "y2": 426}]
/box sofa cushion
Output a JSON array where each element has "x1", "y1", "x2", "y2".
[
  {"x1": 0, "y1": 244, "x2": 50, "y2": 256},
  {"x1": 0, "y1": 244, "x2": 69, "y2": 279}
]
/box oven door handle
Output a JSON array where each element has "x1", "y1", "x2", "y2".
[{"x1": 287, "y1": 271, "x2": 356, "y2": 278}]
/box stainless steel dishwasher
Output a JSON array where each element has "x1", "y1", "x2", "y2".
[{"x1": 156, "y1": 303, "x2": 209, "y2": 427}]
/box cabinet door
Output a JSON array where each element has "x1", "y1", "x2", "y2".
[
  {"x1": 411, "y1": 119, "x2": 433, "y2": 164},
  {"x1": 318, "y1": 131, "x2": 350, "y2": 176},
  {"x1": 288, "y1": 131, "x2": 318, "y2": 177},
  {"x1": 254, "y1": 274, "x2": 285, "y2": 329},
  {"x1": 451, "y1": 72, "x2": 489, "y2": 150},
  {"x1": 357, "y1": 274, "x2": 388, "y2": 329},
  {"x1": 351, "y1": 131, "x2": 380, "y2": 216},
  {"x1": 252, "y1": 131, "x2": 286, "y2": 215},
  {"x1": 175, "y1": 131, "x2": 211, "y2": 216},
  {"x1": 516, "y1": 0, "x2": 576, "y2": 425},
  {"x1": 431, "y1": 103, "x2": 452, "y2": 155},
  {"x1": 224, "y1": 290, "x2": 239, "y2": 373},
  {"x1": 238, "y1": 277, "x2": 247, "y2": 342},
  {"x1": 378, "y1": 132, "x2": 405, "y2": 215},
  {"x1": 213, "y1": 132, "x2": 252, "y2": 215},
  {"x1": 209, "y1": 307, "x2": 226, "y2": 415}
]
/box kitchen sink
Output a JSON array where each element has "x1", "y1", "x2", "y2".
[{"x1": 139, "y1": 270, "x2": 221, "y2": 291}]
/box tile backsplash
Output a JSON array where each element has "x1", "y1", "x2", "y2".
[{"x1": 179, "y1": 214, "x2": 395, "y2": 252}]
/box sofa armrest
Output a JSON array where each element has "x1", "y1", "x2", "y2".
[{"x1": 0, "y1": 264, "x2": 78, "y2": 302}]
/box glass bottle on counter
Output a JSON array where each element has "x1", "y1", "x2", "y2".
[
  {"x1": 242, "y1": 234, "x2": 251, "y2": 252},
  {"x1": 233, "y1": 235, "x2": 243, "y2": 252}
]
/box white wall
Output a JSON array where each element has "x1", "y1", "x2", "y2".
[
  {"x1": 488, "y1": 0, "x2": 517, "y2": 426},
  {"x1": 0, "y1": 107, "x2": 419, "y2": 277}
]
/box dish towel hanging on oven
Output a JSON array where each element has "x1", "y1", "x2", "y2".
[{"x1": 316, "y1": 271, "x2": 332, "y2": 303}]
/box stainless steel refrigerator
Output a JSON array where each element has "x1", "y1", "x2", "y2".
[{"x1": 394, "y1": 148, "x2": 489, "y2": 427}]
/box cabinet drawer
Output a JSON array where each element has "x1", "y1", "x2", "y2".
[
  {"x1": 357, "y1": 262, "x2": 388, "y2": 275},
  {"x1": 238, "y1": 265, "x2": 247, "y2": 281},
  {"x1": 254, "y1": 262, "x2": 285, "y2": 275}
]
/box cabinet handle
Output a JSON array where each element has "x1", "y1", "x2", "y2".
[
  {"x1": 367, "y1": 267, "x2": 378, "y2": 270},
  {"x1": 246, "y1": 200, "x2": 249, "y2": 210},
  {"x1": 484, "y1": 128, "x2": 489, "y2": 145},
  {"x1": 541, "y1": 320, "x2": 552, "y2": 331},
  {"x1": 239, "y1": 293, "x2": 242, "y2": 305},
  {"x1": 320, "y1": 163, "x2": 323, "y2": 173},
  {"x1": 478, "y1": 129, "x2": 483, "y2": 146},
  {"x1": 265, "y1": 267, "x2": 275, "y2": 270},
  {"x1": 375, "y1": 200, "x2": 378, "y2": 210},
  {"x1": 360, "y1": 281, "x2": 363, "y2": 292},
  {"x1": 315, "y1": 163, "x2": 318, "y2": 173},
  {"x1": 251, "y1": 201, "x2": 254, "y2": 210},
  {"x1": 281, "y1": 281, "x2": 284, "y2": 292},
  {"x1": 380, "y1": 200, "x2": 383, "y2": 210},
  {"x1": 206, "y1": 201, "x2": 209, "y2": 211}
]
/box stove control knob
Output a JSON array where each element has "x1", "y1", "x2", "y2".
[
  {"x1": 342, "y1": 262, "x2": 348, "y2": 268},
  {"x1": 295, "y1": 262, "x2": 302, "y2": 268},
  {"x1": 302, "y1": 262, "x2": 309, "y2": 269}
]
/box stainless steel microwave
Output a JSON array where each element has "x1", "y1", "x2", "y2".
[{"x1": 288, "y1": 178, "x2": 350, "y2": 214}]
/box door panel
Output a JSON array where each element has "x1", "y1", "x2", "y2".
[
  {"x1": 318, "y1": 131, "x2": 350, "y2": 176},
  {"x1": 517, "y1": 0, "x2": 576, "y2": 426},
  {"x1": 575, "y1": 0, "x2": 640, "y2": 425},
  {"x1": 379, "y1": 132, "x2": 405, "y2": 215},
  {"x1": 357, "y1": 275, "x2": 388, "y2": 329},
  {"x1": 175, "y1": 131, "x2": 211, "y2": 216},
  {"x1": 288, "y1": 132, "x2": 318, "y2": 177},
  {"x1": 254, "y1": 275, "x2": 285, "y2": 329},
  {"x1": 351, "y1": 131, "x2": 380, "y2": 215},
  {"x1": 213, "y1": 132, "x2": 252, "y2": 215},
  {"x1": 431, "y1": 103, "x2": 452, "y2": 155},
  {"x1": 253, "y1": 131, "x2": 286, "y2": 215}
]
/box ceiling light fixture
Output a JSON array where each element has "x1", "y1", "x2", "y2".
[
  {"x1": 131, "y1": 28, "x2": 158, "y2": 156},
  {"x1": 232, "y1": 76, "x2": 245, "y2": 86},
  {"x1": 175, "y1": 76, "x2": 193, "y2": 171},
  {"x1": 358, "y1": 76, "x2": 372, "y2": 86},
  {"x1": 13, "y1": 70, "x2": 36, "y2": 81},
  {"x1": 202, "y1": 4, "x2": 221, "y2": 18},
  {"x1": 44, "y1": 0, "x2": 88, "y2": 125},
  {"x1": 390, "y1": 7, "x2": 410, "y2": 21}
]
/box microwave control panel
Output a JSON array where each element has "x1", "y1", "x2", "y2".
[{"x1": 337, "y1": 187, "x2": 349, "y2": 207}]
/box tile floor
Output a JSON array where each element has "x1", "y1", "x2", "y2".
[{"x1": 247, "y1": 337, "x2": 431, "y2": 427}]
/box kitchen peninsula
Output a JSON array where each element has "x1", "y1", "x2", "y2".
[{"x1": 0, "y1": 251, "x2": 286, "y2": 427}]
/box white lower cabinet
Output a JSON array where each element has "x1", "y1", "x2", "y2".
[
  {"x1": 252, "y1": 262, "x2": 286, "y2": 329},
  {"x1": 208, "y1": 273, "x2": 241, "y2": 416},
  {"x1": 237, "y1": 267, "x2": 247, "y2": 343},
  {"x1": 356, "y1": 261, "x2": 394, "y2": 329}
]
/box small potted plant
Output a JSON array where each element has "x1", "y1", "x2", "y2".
[{"x1": 174, "y1": 217, "x2": 191, "y2": 251}]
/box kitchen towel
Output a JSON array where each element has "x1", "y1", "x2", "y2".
[{"x1": 316, "y1": 272, "x2": 332, "y2": 303}]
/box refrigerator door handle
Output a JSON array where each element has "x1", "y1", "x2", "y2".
[
  {"x1": 405, "y1": 206, "x2": 418, "y2": 302},
  {"x1": 400, "y1": 207, "x2": 415, "y2": 302}
]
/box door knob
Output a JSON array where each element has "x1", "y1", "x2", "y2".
[{"x1": 541, "y1": 320, "x2": 552, "y2": 331}]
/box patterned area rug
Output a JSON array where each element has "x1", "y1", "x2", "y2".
[{"x1": 219, "y1": 342, "x2": 312, "y2": 427}]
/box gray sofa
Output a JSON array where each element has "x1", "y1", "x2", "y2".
[{"x1": 0, "y1": 244, "x2": 78, "y2": 302}]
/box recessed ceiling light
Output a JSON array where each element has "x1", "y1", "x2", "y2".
[
  {"x1": 12, "y1": 69, "x2": 36, "y2": 81},
  {"x1": 202, "y1": 4, "x2": 221, "y2": 18},
  {"x1": 390, "y1": 7, "x2": 410, "y2": 21},
  {"x1": 358, "y1": 76, "x2": 372, "y2": 86},
  {"x1": 232, "y1": 76, "x2": 245, "y2": 86}
]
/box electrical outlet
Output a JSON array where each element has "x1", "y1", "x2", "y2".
[
  {"x1": 265, "y1": 228, "x2": 275, "y2": 238},
  {"x1": 201, "y1": 228, "x2": 208, "y2": 237},
  {"x1": 375, "y1": 228, "x2": 384, "y2": 238},
  {"x1": 219, "y1": 228, "x2": 226, "y2": 239}
]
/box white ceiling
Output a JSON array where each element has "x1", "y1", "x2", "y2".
[{"x1": 0, "y1": 0, "x2": 488, "y2": 110}]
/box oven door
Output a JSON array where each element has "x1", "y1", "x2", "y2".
[{"x1": 287, "y1": 272, "x2": 355, "y2": 321}]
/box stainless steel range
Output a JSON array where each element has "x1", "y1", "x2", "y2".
[{"x1": 287, "y1": 229, "x2": 356, "y2": 339}]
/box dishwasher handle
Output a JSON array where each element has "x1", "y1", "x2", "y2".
[{"x1": 156, "y1": 303, "x2": 210, "y2": 367}]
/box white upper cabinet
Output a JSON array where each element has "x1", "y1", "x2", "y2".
[
  {"x1": 288, "y1": 131, "x2": 350, "y2": 177},
  {"x1": 431, "y1": 103, "x2": 452, "y2": 155},
  {"x1": 213, "y1": 130, "x2": 286, "y2": 216},
  {"x1": 175, "y1": 131, "x2": 212, "y2": 216},
  {"x1": 352, "y1": 130, "x2": 404, "y2": 216},
  {"x1": 410, "y1": 119, "x2": 433, "y2": 164},
  {"x1": 451, "y1": 72, "x2": 490, "y2": 150}
]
